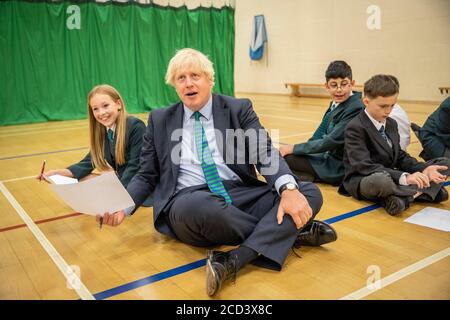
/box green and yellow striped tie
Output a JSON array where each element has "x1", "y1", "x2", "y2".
[{"x1": 194, "y1": 111, "x2": 232, "y2": 204}]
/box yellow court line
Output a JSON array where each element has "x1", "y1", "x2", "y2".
[
  {"x1": 340, "y1": 247, "x2": 450, "y2": 300},
  {"x1": 0, "y1": 182, "x2": 95, "y2": 300}
]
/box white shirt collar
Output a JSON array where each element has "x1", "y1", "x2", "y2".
[
  {"x1": 106, "y1": 123, "x2": 116, "y2": 132},
  {"x1": 364, "y1": 109, "x2": 386, "y2": 131},
  {"x1": 183, "y1": 95, "x2": 213, "y2": 123}
]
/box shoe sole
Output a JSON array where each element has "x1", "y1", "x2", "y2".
[
  {"x1": 385, "y1": 198, "x2": 404, "y2": 216},
  {"x1": 206, "y1": 259, "x2": 220, "y2": 296}
]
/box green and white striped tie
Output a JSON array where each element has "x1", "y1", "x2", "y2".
[{"x1": 194, "y1": 111, "x2": 232, "y2": 204}]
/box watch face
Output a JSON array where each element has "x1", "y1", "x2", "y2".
[{"x1": 286, "y1": 183, "x2": 296, "y2": 190}]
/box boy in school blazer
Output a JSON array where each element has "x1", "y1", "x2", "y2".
[
  {"x1": 342, "y1": 75, "x2": 450, "y2": 215},
  {"x1": 279, "y1": 61, "x2": 364, "y2": 185}
]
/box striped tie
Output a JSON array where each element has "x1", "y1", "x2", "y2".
[
  {"x1": 379, "y1": 125, "x2": 393, "y2": 148},
  {"x1": 379, "y1": 125, "x2": 388, "y2": 141},
  {"x1": 107, "y1": 129, "x2": 114, "y2": 142},
  {"x1": 194, "y1": 111, "x2": 232, "y2": 204}
]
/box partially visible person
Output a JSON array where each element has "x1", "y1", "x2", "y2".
[
  {"x1": 389, "y1": 103, "x2": 411, "y2": 151},
  {"x1": 42, "y1": 84, "x2": 146, "y2": 187},
  {"x1": 342, "y1": 75, "x2": 450, "y2": 216},
  {"x1": 279, "y1": 60, "x2": 364, "y2": 185},
  {"x1": 411, "y1": 97, "x2": 450, "y2": 160}
]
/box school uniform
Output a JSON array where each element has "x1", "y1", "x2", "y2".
[
  {"x1": 285, "y1": 92, "x2": 364, "y2": 185},
  {"x1": 68, "y1": 116, "x2": 146, "y2": 187}
]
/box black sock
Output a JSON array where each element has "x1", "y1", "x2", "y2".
[{"x1": 230, "y1": 246, "x2": 259, "y2": 271}]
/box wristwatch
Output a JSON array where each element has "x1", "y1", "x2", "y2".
[{"x1": 279, "y1": 182, "x2": 298, "y2": 194}]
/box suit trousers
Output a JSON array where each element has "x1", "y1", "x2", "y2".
[{"x1": 165, "y1": 180, "x2": 323, "y2": 271}]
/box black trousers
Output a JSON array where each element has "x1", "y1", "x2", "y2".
[
  {"x1": 165, "y1": 180, "x2": 323, "y2": 271},
  {"x1": 284, "y1": 154, "x2": 319, "y2": 182}
]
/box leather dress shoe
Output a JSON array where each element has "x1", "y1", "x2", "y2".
[
  {"x1": 206, "y1": 250, "x2": 237, "y2": 296},
  {"x1": 294, "y1": 220, "x2": 337, "y2": 248}
]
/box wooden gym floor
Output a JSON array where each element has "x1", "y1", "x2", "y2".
[{"x1": 0, "y1": 93, "x2": 449, "y2": 300}]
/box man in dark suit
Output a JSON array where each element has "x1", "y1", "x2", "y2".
[
  {"x1": 99, "y1": 48, "x2": 336, "y2": 296},
  {"x1": 279, "y1": 61, "x2": 364, "y2": 185},
  {"x1": 411, "y1": 97, "x2": 450, "y2": 161},
  {"x1": 342, "y1": 74, "x2": 450, "y2": 215}
]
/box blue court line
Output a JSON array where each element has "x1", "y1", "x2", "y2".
[
  {"x1": 91, "y1": 180, "x2": 450, "y2": 300},
  {"x1": 0, "y1": 147, "x2": 88, "y2": 160},
  {"x1": 93, "y1": 259, "x2": 206, "y2": 300}
]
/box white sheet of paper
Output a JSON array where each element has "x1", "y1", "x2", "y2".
[
  {"x1": 47, "y1": 174, "x2": 78, "y2": 185},
  {"x1": 404, "y1": 207, "x2": 450, "y2": 232},
  {"x1": 49, "y1": 172, "x2": 134, "y2": 216}
]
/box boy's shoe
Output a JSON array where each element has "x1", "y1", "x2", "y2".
[
  {"x1": 381, "y1": 195, "x2": 407, "y2": 216},
  {"x1": 433, "y1": 188, "x2": 449, "y2": 203}
]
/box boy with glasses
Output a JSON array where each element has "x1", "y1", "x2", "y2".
[{"x1": 279, "y1": 60, "x2": 364, "y2": 185}]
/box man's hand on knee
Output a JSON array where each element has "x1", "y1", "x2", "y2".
[{"x1": 277, "y1": 190, "x2": 312, "y2": 229}]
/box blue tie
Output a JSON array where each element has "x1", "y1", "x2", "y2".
[
  {"x1": 107, "y1": 129, "x2": 114, "y2": 142},
  {"x1": 311, "y1": 102, "x2": 337, "y2": 140},
  {"x1": 194, "y1": 112, "x2": 232, "y2": 204},
  {"x1": 379, "y1": 125, "x2": 389, "y2": 141},
  {"x1": 379, "y1": 125, "x2": 392, "y2": 148}
]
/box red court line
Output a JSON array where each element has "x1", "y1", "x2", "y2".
[{"x1": 0, "y1": 212, "x2": 82, "y2": 233}]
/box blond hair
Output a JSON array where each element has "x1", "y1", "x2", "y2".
[
  {"x1": 165, "y1": 48, "x2": 215, "y2": 86},
  {"x1": 87, "y1": 84, "x2": 128, "y2": 171}
]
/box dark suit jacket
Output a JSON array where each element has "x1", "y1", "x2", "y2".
[
  {"x1": 342, "y1": 111, "x2": 427, "y2": 199},
  {"x1": 418, "y1": 97, "x2": 450, "y2": 160},
  {"x1": 293, "y1": 92, "x2": 364, "y2": 184},
  {"x1": 127, "y1": 94, "x2": 294, "y2": 237},
  {"x1": 68, "y1": 116, "x2": 146, "y2": 187}
]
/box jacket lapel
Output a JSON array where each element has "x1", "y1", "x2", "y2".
[
  {"x1": 166, "y1": 102, "x2": 184, "y2": 182},
  {"x1": 385, "y1": 119, "x2": 399, "y2": 162},
  {"x1": 212, "y1": 94, "x2": 230, "y2": 162},
  {"x1": 360, "y1": 112, "x2": 394, "y2": 158}
]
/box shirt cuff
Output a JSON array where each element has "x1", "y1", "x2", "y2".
[
  {"x1": 399, "y1": 173, "x2": 409, "y2": 186},
  {"x1": 123, "y1": 205, "x2": 135, "y2": 216},
  {"x1": 274, "y1": 174, "x2": 298, "y2": 195}
]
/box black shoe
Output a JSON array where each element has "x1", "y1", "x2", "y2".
[
  {"x1": 433, "y1": 188, "x2": 448, "y2": 203},
  {"x1": 206, "y1": 250, "x2": 237, "y2": 296},
  {"x1": 294, "y1": 220, "x2": 337, "y2": 248},
  {"x1": 381, "y1": 195, "x2": 406, "y2": 216}
]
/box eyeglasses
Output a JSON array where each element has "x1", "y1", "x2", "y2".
[{"x1": 327, "y1": 81, "x2": 351, "y2": 90}]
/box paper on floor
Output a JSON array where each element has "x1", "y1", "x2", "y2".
[{"x1": 404, "y1": 207, "x2": 450, "y2": 232}]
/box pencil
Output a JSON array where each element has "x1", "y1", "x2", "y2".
[{"x1": 39, "y1": 160, "x2": 46, "y2": 182}]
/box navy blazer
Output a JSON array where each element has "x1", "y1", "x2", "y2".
[{"x1": 127, "y1": 94, "x2": 294, "y2": 237}]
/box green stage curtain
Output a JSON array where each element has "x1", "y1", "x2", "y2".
[{"x1": 0, "y1": 0, "x2": 235, "y2": 125}]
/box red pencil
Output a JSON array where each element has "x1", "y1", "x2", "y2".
[{"x1": 39, "y1": 160, "x2": 46, "y2": 182}]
